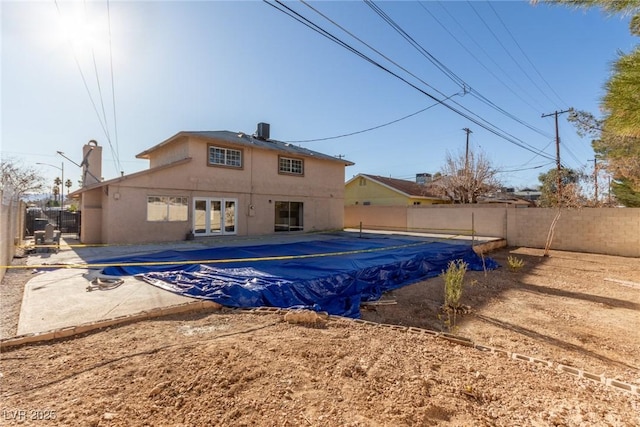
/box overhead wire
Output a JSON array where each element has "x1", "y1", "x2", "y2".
[
  {"x1": 433, "y1": 1, "x2": 547, "y2": 114},
  {"x1": 85, "y1": 0, "x2": 123, "y2": 176},
  {"x1": 466, "y1": 1, "x2": 560, "y2": 109},
  {"x1": 486, "y1": 2, "x2": 569, "y2": 109},
  {"x1": 357, "y1": 0, "x2": 556, "y2": 159},
  {"x1": 274, "y1": 0, "x2": 557, "y2": 162},
  {"x1": 495, "y1": 161, "x2": 555, "y2": 174},
  {"x1": 83, "y1": 0, "x2": 113, "y2": 151},
  {"x1": 53, "y1": 0, "x2": 123, "y2": 176},
  {"x1": 416, "y1": 1, "x2": 552, "y2": 136},
  {"x1": 107, "y1": 0, "x2": 123, "y2": 174},
  {"x1": 285, "y1": 93, "x2": 461, "y2": 144},
  {"x1": 53, "y1": 0, "x2": 112, "y2": 145}
]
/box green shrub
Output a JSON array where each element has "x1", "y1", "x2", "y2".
[{"x1": 442, "y1": 259, "x2": 467, "y2": 309}]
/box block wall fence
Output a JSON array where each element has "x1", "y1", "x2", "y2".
[
  {"x1": 0, "y1": 197, "x2": 25, "y2": 283},
  {"x1": 345, "y1": 205, "x2": 640, "y2": 257}
]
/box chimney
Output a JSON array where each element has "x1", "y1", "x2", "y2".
[
  {"x1": 81, "y1": 140, "x2": 102, "y2": 187},
  {"x1": 256, "y1": 122, "x2": 270, "y2": 140}
]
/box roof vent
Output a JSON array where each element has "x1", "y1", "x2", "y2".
[{"x1": 256, "y1": 122, "x2": 270, "y2": 140}]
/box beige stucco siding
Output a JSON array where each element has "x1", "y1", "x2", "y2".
[
  {"x1": 147, "y1": 136, "x2": 189, "y2": 169},
  {"x1": 81, "y1": 136, "x2": 348, "y2": 244},
  {"x1": 79, "y1": 187, "x2": 103, "y2": 244}
]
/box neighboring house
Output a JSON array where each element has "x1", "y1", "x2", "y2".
[
  {"x1": 514, "y1": 188, "x2": 542, "y2": 204},
  {"x1": 477, "y1": 196, "x2": 535, "y2": 207},
  {"x1": 70, "y1": 123, "x2": 354, "y2": 244},
  {"x1": 344, "y1": 173, "x2": 449, "y2": 206}
]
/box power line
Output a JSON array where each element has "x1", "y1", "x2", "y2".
[
  {"x1": 53, "y1": 0, "x2": 111, "y2": 143},
  {"x1": 265, "y1": 0, "x2": 556, "y2": 162},
  {"x1": 54, "y1": 0, "x2": 123, "y2": 177},
  {"x1": 84, "y1": 0, "x2": 121, "y2": 177},
  {"x1": 107, "y1": 0, "x2": 123, "y2": 174},
  {"x1": 359, "y1": 1, "x2": 557, "y2": 159},
  {"x1": 285, "y1": 93, "x2": 460, "y2": 144},
  {"x1": 432, "y1": 1, "x2": 547, "y2": 114},
  {"x1": 413, "y1": 2, "x2": 554, "y2": 139},
  {"x1": 467, "y1": 1, "x2": 559, "y2": 109},
  {"x1": 495, "y1": 161, "x2": 554, "y2": 174},
  {"x1": 359, "y1": 1, "x2": 555, "y2": 152},
  {"x1": 486, "y1": 1, "x2": 568, "y2": 109}
]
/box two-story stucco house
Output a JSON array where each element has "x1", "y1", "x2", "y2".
[{"x1": 72, "y1": 123, "x2": 354, "y2": 244}]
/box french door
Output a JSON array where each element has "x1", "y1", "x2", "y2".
[{"x1": 193, "y1": 197, "x2": 237, "y2": 236}]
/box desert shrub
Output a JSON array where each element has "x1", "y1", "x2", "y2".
[
  {"x1": 440, "y1": 259, "x2": 468, "y2": 333},
  {"x1": 443, "y1": 259, "x2": 467, "y2": 309},
  {"x1": 507, "y1": 256, "x2": 525, "y2": 271}
]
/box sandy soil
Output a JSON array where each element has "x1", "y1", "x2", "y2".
[
  {"x1": 0, "y1": 255, "x2": 30, "y2": 340},
  {"x1": 1, "y1": 247, "x2": 639, "y2": 426}
]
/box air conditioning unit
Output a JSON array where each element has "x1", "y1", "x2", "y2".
[{"x1": 256, "y1": 122, "x2": 270, "y2": 140}]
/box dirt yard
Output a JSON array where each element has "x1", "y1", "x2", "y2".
[{"x1": 1, "y1": 247, "x2": 639, "y2": 426}]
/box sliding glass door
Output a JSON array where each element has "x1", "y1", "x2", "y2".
[{"x1": 274, "y1": 201, "x2": 304, "y2": 232}]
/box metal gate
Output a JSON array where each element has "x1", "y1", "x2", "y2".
[{"x1": 25, "y1": 209, "x2": 81, "y2": 236}]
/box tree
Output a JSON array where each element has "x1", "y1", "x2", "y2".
[
  {"x1": 53, "y1": 177, "x2": 62, "y2": 204},
  {"x1": 543, "y1": 1, "x2": 640, "y2": 202},
  {"x1": 52, "y1": 185, "x2": 60, "y2": 205},
  {"x1": 0, "y1": 157, "x2": 45, "y2": 200},
  {"x1": 538, "y1": 166, "x2": 588, "y2": 256},
  {"x1": 429, "y1": 148, "x2": 501, "y2": 204},
  {"x1": 567, "y1": 109, "x2": 640, "y2": 206},
  {"x1": 611, "y1": 178, "x2": 640, "y2": 207},
  {"x1": 536, "y1": 1, "x2": 640, "y2": 36},
  {"x1": 538, "y1": 167, "x2": 587, "y2": 208}
]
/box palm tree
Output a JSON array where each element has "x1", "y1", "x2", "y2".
[{"x1": 65, "y1": 179, "x2": 72, "y2": 205}]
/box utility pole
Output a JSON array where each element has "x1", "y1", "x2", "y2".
[
  {"x1": 462, "y1": 127, "x2": 472, "y2": 204},
  {"x1": 542, "y1": 109, "x2": 571, "y2": 204},
  {"x1": 591, "y1": 157, "x2": 598, "y2": 204},
  {"x1": 462, "y1": 127, "x2": 472, "y2": 172}
]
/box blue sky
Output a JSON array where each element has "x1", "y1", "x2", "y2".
[{"x1": 2, "y1": 1, "x2": 636, "y2": 193}]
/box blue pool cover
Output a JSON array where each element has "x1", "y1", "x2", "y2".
[{"x1": 97, "y1": 236, "x2": 498, "y2": 318}]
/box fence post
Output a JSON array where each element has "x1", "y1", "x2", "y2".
[{"x1": 471, "y1": 212, "x2": 475, "y2": 247}]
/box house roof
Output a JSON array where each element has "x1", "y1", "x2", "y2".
[
  {"x1": 349, "y1": 174, "x2": 444, "y2": 200},
  {"x1": 136, "y1": 130, "x2": 355, "y2": 166},
  {"x1": 477, "y1": 196, "x2": 535, "y2": 206},
  {"x1": 68, "y1": 157, "x2": 192, "y2": 197}
]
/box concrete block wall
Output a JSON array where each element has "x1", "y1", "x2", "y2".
[
  {"x1": 0, "y1": 197, "x2": 24, "y2": 283},
  {"x1": 508, "y1": 207, "x2": 640, "y2": 257},
  {"x1": 344, "y1": 205, "x2": 640, "y2": 257},
  {"x1": 344, "y1": 205, "x2": 407, "y2": 231},
  {"x1": 408, "y1": 204, "x2": 507, "y2": 237}
]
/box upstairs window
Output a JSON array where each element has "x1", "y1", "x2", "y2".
[
  {"x1": 208, "y1": 145, "x2": 242, "y2": 168},
  {"x1": 279, "y1": 156, "x2": 304, "y2": 175}
]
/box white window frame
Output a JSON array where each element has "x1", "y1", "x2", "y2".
[
  {"x1": 208, "y1": 145, "x2": 242, "y2": 168},
  {"x1": 192, "y1": 197, "x2": 237, "y2": 236},
  {"x1": 147, "y1": 196, "x2": 188, "y2": 222},
  {"x1": 278, "y1": 156, "x2": 304, "y2": 175}
]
